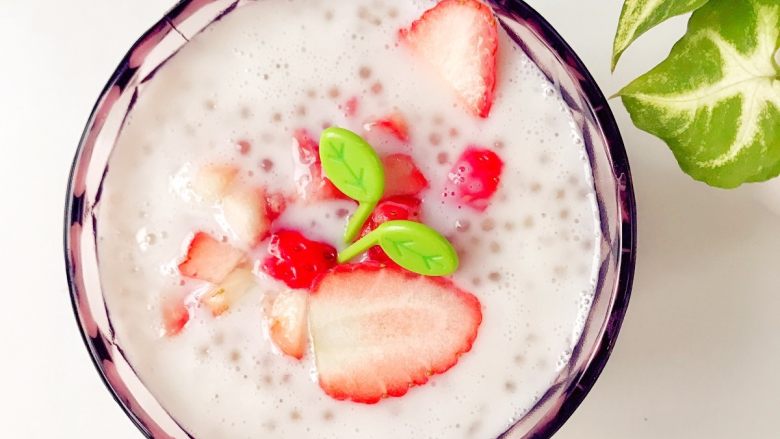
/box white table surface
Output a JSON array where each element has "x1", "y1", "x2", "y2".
[{"x1": 1, "y1": 1, "x2": 778, "y2": 437}]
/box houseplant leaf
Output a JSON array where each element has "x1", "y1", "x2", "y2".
[
  {"x1": 612, "y1": 0, "x2": 710, "y2": 70},
  {"x1": 617, "y1": 0, "x2": 780, "y2": 188}
]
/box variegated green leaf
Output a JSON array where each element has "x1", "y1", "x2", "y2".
[
  {"x1": 612, "y1": 0, "x2": 710, "y2": 71},
  {"x1": 618, "y1": 0, "x2": 780, "y2": 188}
]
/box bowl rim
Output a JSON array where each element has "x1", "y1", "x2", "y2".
[{"x1": 64, "y1": 1, "x2": 637, "y2": 438}]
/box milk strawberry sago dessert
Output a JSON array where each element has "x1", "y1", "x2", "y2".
[{"x1": 96, "y1": 0, "x2": 602, "y2": 437}]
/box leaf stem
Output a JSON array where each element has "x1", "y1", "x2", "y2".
[
  {"x1": 343, "y1": 201, "x2": 376, "y2": 244},
  {"x1": 338, "y1": 228, "x2": 379, "y2": 264}
]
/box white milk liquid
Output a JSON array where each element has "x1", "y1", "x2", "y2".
[{"x1": 97, "y1": 0, "x2": 602, "y2": 437}]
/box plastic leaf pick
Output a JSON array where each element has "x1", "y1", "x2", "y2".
[
  {"x1": 319, "y1": 127, "x2": 385, "y2": 243},
  {"x1": 338, "y1": 220, "x2": 459, "y2": 277}
]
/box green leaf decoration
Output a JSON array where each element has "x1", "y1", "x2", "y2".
[
  {"x1": 617, "y1": 0, "x2": 780, "y2": 188},
  {"x1": 338, "y1": 220, "x2": 459, "y2": 277},
  {"x1": 612, "y1": 0, "x2": 710, "y2": 71},
  {"x1": 319, "y1": 127, "x2": 385, "y2": 242}
]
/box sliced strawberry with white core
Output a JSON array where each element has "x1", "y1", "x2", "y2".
[
  {"x1": 221, "y1": 187, "x2": 271, "y2": 245},
  {"x1": 400, "y1": 0, "x2": 498, "y2": 118},
  {"x1": 201, "y1": 268, "x2": 256, "y2": 316},
  {"x1": 292, "y1": 129, "x2": 349, "y2": 201},
  {"x1": 268, "y1": 289, "x2": 309, "y2": 359},
  {"x1": 178, "y1": 232, "x2": 244, "y2": 283},
  {"x1": 309, "y1": 264, "x2": 482, "y2": 403},
  {"x1": 192, "y1": 164, "x2": 238, "y2": 203}
]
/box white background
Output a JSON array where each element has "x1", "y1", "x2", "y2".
[{"x1": 1, "y1": 0, "x2": 778, "y2": 437}]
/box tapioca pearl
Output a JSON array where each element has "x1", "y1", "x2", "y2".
[
  {"x1": 262, "y1": 420, "x2": 277, "y2": 432},
  {"x1": 236, "y1": 139, "x2": 251, "y2": 155},
  {"x1": 493, "y1": 140, "x2": 505, "y2": 150},
  {"x1": 449, "y1": 127, "x2": 459, "y2": 138},
  {"x1": 327, "y1": 86, "x2": 341, "y2": 99},
  {"x1": 436, "y1": 151, "x2": 449, "y2": 165},
  {"x1": 555, "y1": 188, "x2": 566, "y2": 200},
  {"x1": 240, "y1": 106, "x2": 253, "y2": 119},
  {"x1": 262, "y1": 374, "x2": 273, "y2": 385},
  {"x1": 471, "y1": 277, "x2": 482, "y2": 287},
  {"x1": 488, "y1": 242, "x2": 501, "y2": 254},
  {"x1": 529, "y1": 182, "x2": 542, "y2": 193},
  {"x1": 488, "y1": 272, "x2": 502, "y2": 282},
  {"x1": 371, "y1": 81, "x2": 383, "y2": 94},
  {"x1": 323, "y1": 410, "x2": 334, "y2": 421},
  {"x1": 204, "y1": 99, "x2": 217, "y2": 110},
  {"x1": 295, "y1": 105, "x2": 307, "y2": 117},
  {"x1": 359, "y1": 66, "x2": 372, "y2": 80},
  {"x1": 272, "y1": 112, "x2": 282, "y2": 123},
  {"x1": 480, "y1": 218, "x2": 496, "y2": 231},
  {"x1": 504, "y1": 381, "x2": 517, "y2": 393},
  {"x1": 324, "y1": 9, "x2": 334, "y2": 20},
  {"x1": 259, "y1": 158, "x2": 274, "y2": 172},
  {"x1": 429, "y1": 132, "x2": 442, "y2": 146},
  {"x1": 197, "y1": 345, "x2": 210, "y2": 359},
  {"x1": 455, "y1": 219, "x2": 471, "y2": 232},
  {"x1": 559, "y1": 209, "x2": 570, "y2": 220}
]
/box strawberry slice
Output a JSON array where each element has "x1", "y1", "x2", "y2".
[
  {"x1": 309, "y1": 264, "x2": 482, "y2": 403},
  {"x1": 162, "y1": 292, "x2": 190, "y2": 336},
  {"x1": 372, "y1": 113, "x2": 409, "y2": 142},
  {"x1": 292, "y1": 129, "x2": 349, "y2": 201},
  {"x1": 267, "y1": 289, "x2": 309, "y2": 359},
  {"x1": 382, "y1": 154, "x2": 429, "y2": 198},
  {"x1": 360, "y1": 196, "x2": 422, "y2": 265},
  {"x1": 222, "y1": 187, "x2": 271, "y2": 245},
  {"x1": 201, "y1": 268, "x2": 256, "y2": 316},
  {"x1": 262, "y1": 230, "x2": 338, "y2": 290},
  {"x1": 178, "y1": 232, "x2": 245, "y2": 283},
  {"x1": 400, "y1": 0, "x2": 498, "y2": 118},
  {"x1": 192, "y1": 164, "x2": 238, "y2": 203},
  {"x1": 444, "y1": 146, "x2": 504, "y2": 211}
]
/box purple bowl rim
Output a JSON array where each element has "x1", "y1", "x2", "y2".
[{"x1": 63, "y1": 0, "x2": 637, "y2": 437}]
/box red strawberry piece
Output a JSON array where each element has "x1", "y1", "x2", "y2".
[
  {"x1": 445, "y1": 147, "x2": 504, "y2": 211},
  {"x1": 400, "y1": 0, "x2": 498, "y2": 118},
  {"x1": 309, "y1": 264, "x2": 482, "y2": 403},
  {"x1": 382, "y1": 153, "x2": 429, "y2": 198},
  {"x1": 292, "y1": 130, "x2": 349, "y2": 201},
  {"x1": 262, "y1": 230, "x2": 338, "y2": 290},
  {"x1": 373, "y1": 113, "x2": 409, "y2": 142},
  {"x1": 267, "y1": 289, "x2": 309, "y2": 359},
  {"x1": 360, "y1": 196, "x2": 422, "y2": 264},
  {"x1": 162, "y1": 293, "x2": 190, "y2": 336},
  {"x1": 178, "y1": 232, "x2": 245, "y2": 284}
]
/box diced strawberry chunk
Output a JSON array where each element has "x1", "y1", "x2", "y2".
[
  {"x1": 373, "y1": 113, "x2": 409, "y2": 142},
  {"x1": 192, "y1": 164, "x2": 238, "y2": 203},
  {"x1": 201, "y1": 268, "x2": 256, "y2": 316},
  {"x1": 444, "y1": 147, "x2": 504, "y2": 211},
  {"x1": 309, "y1": 264, "x2": 482, "y2": 403},
  {"x1": 222, "y1": 187, "x2": 271, "y2": 245},
  {"x1": 268, "y1": 289, "x2": 309, "y2": 359},
  {"x1": 162, "y1": 293, "x2": 190, "y2": 336},
  {"x1": 382, "y1": 154, "x2": 429, "y2": 198},
  {"x1": 360, "y1": 196, "x2": 422, "y2": 265},
  {"x1": 178, "y1": 232, "x2": 244, "y2": 283},
  {"x1": 262, "y1": 230, "x2": 338, "y2": 290},
  {"x1": 400, "y1": 0, "x2": 498, "y2": 118},
  {"x1": 292, "y1": 130, "x2": 350, "y2": 201}
]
